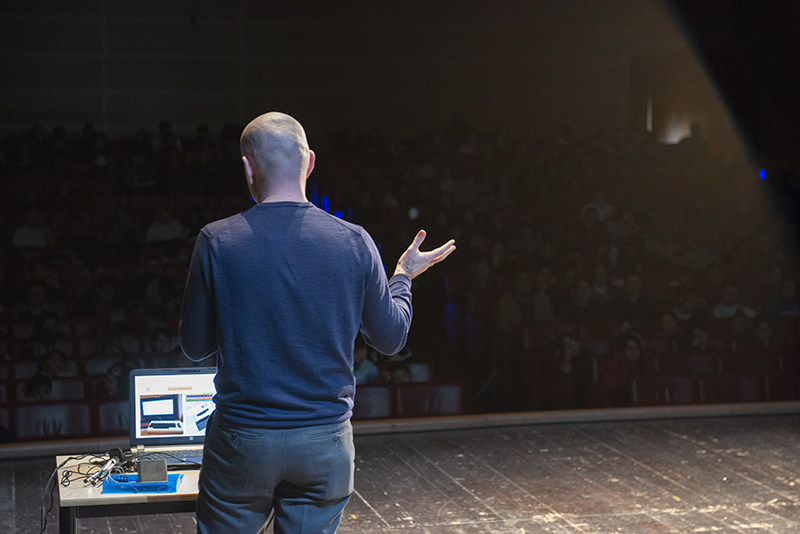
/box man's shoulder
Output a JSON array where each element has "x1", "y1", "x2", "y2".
[
  {"x1": 300, "y1": 206, "x2": 372, "y2": 243},
  {"x1": 199, "y1": 205, "x2": 371, "y2": 245},
  {"x1": 199, "y1": 212, "x2": 245, "y2": 239}
]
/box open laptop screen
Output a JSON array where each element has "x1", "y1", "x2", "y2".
[{"x1": 130, "y1": 367, "x2": 217, "y2": 448}]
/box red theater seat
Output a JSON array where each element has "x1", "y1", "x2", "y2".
[
  {"x1": 699, "y1": 374, "x2": 768, "y2": 404},
  {"x1": 631, "y1": 375, "x2": 698, "y2": 406},
  {"x1": 394, "y1": 383, "x2": 462, "y2": 418}
]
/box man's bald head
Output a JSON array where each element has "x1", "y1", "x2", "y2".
[{"x1": 240, "y1": 112, "x2": 312, "y2": 201}]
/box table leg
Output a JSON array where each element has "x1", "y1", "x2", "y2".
[{"x1": 59, "y1": 505, "x2": 77, "y2": 534}]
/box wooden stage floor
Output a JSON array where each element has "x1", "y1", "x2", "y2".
[{"x1": 3, "y1": 413, "x2": 800, "y2": 533}]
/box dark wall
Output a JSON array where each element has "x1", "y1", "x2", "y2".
[{"x1": 1, "y1": 0, "x2": 692, "y2": 137}]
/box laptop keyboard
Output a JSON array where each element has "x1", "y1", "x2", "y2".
[{"x1": 142, "y1": 449, "x2": 203, "y2": 461}]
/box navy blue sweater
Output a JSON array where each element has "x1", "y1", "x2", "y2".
[{"x1": 180, "y1": 201, "x2": 412, "y2": 428}]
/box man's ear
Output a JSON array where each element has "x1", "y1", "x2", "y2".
[
  {"x1": 305, "y1": 150, "x2": 316, "y2": 179},
  {"x1": 242, "y1": 155, "x2": 255, "y2": 185}
]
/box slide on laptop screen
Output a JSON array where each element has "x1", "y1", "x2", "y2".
[{"x1": 129, "y1": 367, "x2": 217, "y2": 455}]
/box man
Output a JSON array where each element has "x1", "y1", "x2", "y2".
[{"x1": 180, "y1": 112, "x2": 455, "y2": 533}]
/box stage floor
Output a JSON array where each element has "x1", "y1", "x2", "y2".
[{"x1": 3, "y1": 414, "x2": 800, "y2": 533}]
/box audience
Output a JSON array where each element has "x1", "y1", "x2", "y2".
[
  {"x1": 0, "y1": 116, "x2": 798, "y2": 442},
  {"x1": 711, "y1": 283, "x2": 756, "y2": 319}
]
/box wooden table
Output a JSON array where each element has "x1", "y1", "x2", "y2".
[{"x1": 56, "y1": 455, "x2": 199, "y2": 534}]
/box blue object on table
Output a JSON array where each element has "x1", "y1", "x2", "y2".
[{"x1": 102, "y1": 473, "x2": 184, "y2": 494}]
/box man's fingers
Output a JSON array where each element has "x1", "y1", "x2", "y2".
[
  {"x1": 438, "y1": 242, "x2": 456, "y2": 260},
  {"x1": 421, "y1": 240, "x2": 456, "y2": 266},
  {"x1": 412, "y1": 229, "x2": 427, "y2": 249},
  {"x1": 430, "y1": 243, "x2": 456, "y2": 264},
  {"x1": 422, "y1": 239, "x2": 455, "y2": 255},
  {"x1": 395, "y1": 233, "x2": 455, "y2": 279}
]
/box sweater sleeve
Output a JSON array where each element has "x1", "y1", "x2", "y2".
[
  {"x1": 359, "y1": 229, "x2": 413, "y2": 355},
  {"x1": 179, "y1": 230, "x2": 218, "y2": 361}
]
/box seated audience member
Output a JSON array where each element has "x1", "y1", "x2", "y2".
[
  {"x1": 100, "y1": 357, "x2": 140, "y2": 398},
  {"x1": 35, "y1": 348, "x2": 67, "y2": 379},
  {"x1": 377, "y1": 362, "x2": 413, "y2": 385},
  {"x1": 128, "y1": 253, "x2": 173, "y2": 301},
  {"x1": 666, "y1": 268, "x2": 696, "y2": 302},
  {"x1": 532, "y1": 266, "x2": 558, "y2": 321},
  {"x1": 649, "y1": 312, "x2": 682, "y2": 354},
  {"x1": 607, "y1": 273, "x2": 659, "y2": 322},
  {"x1": 559, "y1": 279, "x2": 605, "y2": 321},
  {"x1": 353, "y1": 334, "x2": 379, "y2": 385},
  {"x1": 12, "y1": 209, "x2": 55, "y2": 248},
  {"x1": 153, "y1": 119, "x2": 182, "y2": 153},
  {"x1": 134, "y1": 274, "x2": 176, "y2": 334},
  {"x1": 495, "y1": 269, "x2": 535, "y2": 332},
  {"x1": 672, "y1": 292, "x2": 704, "y2": 322},
  {"x1": 146, "y1": 206, "x2": 187, "y2": 244},
  {"x1": 147, "y1": 328, "x2": 183, "y2": 367},
  {"x1": 29, "y1": 310, "x2": 69, "y2": 351},
  {"x1": 186, "y1": 207, "x2": 208, "y2": 241},
  {"x1": 590, "y1": 263, "x2": 611, "y2": 303},
  {"x1": 105, "y1": 209, "x2": 143, "y2": 263},
  {"x1": 24, "y1": 373, "x2": 52, "y2": 401},
  {"x1": 711, "y1": 283, "x2": 756, "y2": 319},
  {"x1": 466, "y1": 258, "x2": 495, "y2": 314},
  {"x1": 726, "y1": 310, "x2": 754, "y2": 351},
  {"x1": 763, "y1": 280, "x2": 800, "y2": 317},
  {"x1": 391, "y1": 364, "x2": 413, "y2": 384},
  {"x1": 598, "y1": 331, "x2": 652, "y2": 407},
  {"x1": 732, "y1": 317, "x2": 785, "y2": 373},
  {"x1": 583, "y1": 189, "x2": 615, "y2": 223},
  {"x1": 541, "y1": 331, "x2": 592, "y2": 410},
  {"x1": 77, "y1": 274, "x2": 120, "y2": 321},
  {"x1": 25, "y1": 259, "x2": 67, "y2": 301},
  {"x1": 15, "y1": 283, "x2": 55, "y2": 322},
  {"x1": 58, "y1": 213, "x2": 101, "y2": 267},
  {"x1": 145, "y1": 207, "x2": 189, "y2": 262},
  {"x1": 685, "y1": 322, "x2": 711, "y2": 352},
  {"x1": 104, "y1": 304, "x2": 135, "y2": 337}
]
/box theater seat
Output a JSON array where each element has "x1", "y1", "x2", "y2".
[
  {"x1": 765, "y1": 373, "x2": 800, "y2": 401},
  {"x1": 98, "y1": 400, "x2": 129, "y2": 434},
  {"x1": 699, "y1": 374, "x2": 768, "y2": 404},
  {"x1": 84, "y1": 356, "x2": 119, "y2": 376},
  {"x1": 407, "y1": 363, "x2": 431, "y2": 382},
  {"x1": 14, "y1": 403, "x2": 91, "y2": 440},
  {"x1": 631, "y1": 375, "x2": 697, "y2": 406},
  {"x1": 17, "y1": 378, "x2": 86, "y2": 401},
  {"x1": 352, "y1": 386, "x2": 391, "y2": 419},
  {"x1": 394, "y1": 383, "x2": 462, "y2": 418}
]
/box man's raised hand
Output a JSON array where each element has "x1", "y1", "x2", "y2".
[{"x1": 394, "y1": 230, "x2": 456, "y2": 280}]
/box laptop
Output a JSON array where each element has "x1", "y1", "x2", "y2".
[{"x1": 129, "y1": 367, "x2": 217, "y2": 466}]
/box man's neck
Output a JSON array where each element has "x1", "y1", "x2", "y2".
[{"x1": 260, "y1": 192, "x2": 307, "y2": 203}]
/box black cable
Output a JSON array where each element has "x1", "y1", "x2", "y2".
[{"x1": 39, "y1": 453, "x2": 103, "y2": 534}]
